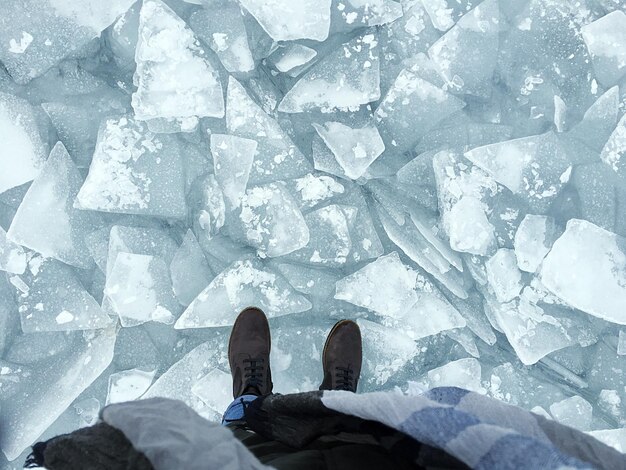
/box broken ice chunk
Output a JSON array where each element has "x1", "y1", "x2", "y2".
[
  {"x1": 16, "y1": 256, "x2": 112, "y2": 333},
  {"x1": 226, "y1": 77, "x2": 312, "y2": 183},
  {"x1": 0, "y1": 92, "x2": 47, "y2": 194},
  {"x1": 448, "y1": 197, "x2": 497, "y2": 256},
  {"x1": 541, "y1": 219, "x2": 626, "y2": 325},
  {"x1": 236, "y1": 183, "x2": 309, "y2": 257},
  {"x1": 377, "y1": 208, "x2": 468, "y2": 299},
  {"x1": 285, "y1": 173, "x2": 344, "y2": 210},
  {"x1": 422, "y1": 0, "x2": 478, "y2": 31},
  {"x1": 132, "y1": 0, "x2": 224, "y2": 131},
  {"x1": 286, "y1": 205, "x2": 352, "y2": 267},
  {"x1": 600, "y1": 113, "x2": 626, "y2": 183},
  {"x1": 428, "y1": 0, "x2": 499, "y2": 97},
  {"x1": 239, "y1": 0, "x2": 331, "y2": 42},
  {"x1": 170, "y1": 230, "x2": 213, "y2": 307},
  {"x1": 375, "y1": 71, "x2": 465, "y2": 153},
  {"x1": 335, "y1": 252, "x2": 418, "y2": 318},
  {"x1": 313, "y1": 121, "x2": 385, "y2": 180},
  {"x1": 278, "y1": 34, "x2": 380, "y2": 113},
  {"x1": 189, "y1": 174, "x2": 226, "y2": 241},
  {"x1": 587, "y1": 429, "x2": 626, "y2": 453},
  {"x1": 8, "y1": 142, "x2": 101, "y2": 269},
  {"x1": 332, "y1": 0, "x2": 402, "y2": 32},
  {"x1": 484, "y1": 293, "x2": 574, "y2": 365},
  {"x1": 0, "y1": 227, "x2": 27, "y2": 275},
  {"x1": 270, "y1": 44, "x2": 317, "y2": 76},
  {"x1": 581, "y1": 11, "x2": 626, "y2": 87},
  {"x1": 210, "y1": 134, "x2": 257, "y2": 210},
  {"x1": 424, "y1": 358, "x2": 486, "y2": 394},
  {"x1": 75, "y1": 115, "x2": 186, "y2": 218},
  {"x1": 549, "y1": 396, "x2": 593, "y2": 432},
  {"x1": 569, "y1": 86, "x2": 619, "y2": 152},
  {"x1": 486, "y1": 249, "x2": 523, "y2": 303},
  {"x1": 191, "y1": 368, "x2": 232, "y2": 416},
  {"x1": 513, "y1": 214, "x2": 558, "y2": 273},
  {"x1": 105, "y1": 252, "x2": 181, "y2": 327},
  {"x1": 270, "y1": 261, "x2": 340, "y2": 301},
  {"x1": 105, "y1": 225, "x2": 178, "y2": 279},
  {"x1": 189, "y1": 3, "x2": 254, "y2": 73},
  {"x1": 106, "y1": 368, "x2": 156, "y2": 405},
  {"x1": 465, "y1": 132, "x2": 572, "y2": 213},
  {"x1": 175, "y1": 258, "x2": 311, "y2": 328},
  {"x1": 0, "y1": 0, "x2": 135, "y2": 84},
  {"x1": 357, "y1": 318, "x2": 419, "y2": 388},
  {"x1": 619, "y1": 330, "x2": 626, "y2": 356},
  {"x1": 336, "y1": 252, "x2": 465, "y2": 340},
  {"x1": 0, "y1": 328, "x2": 116, "y2": 461}
]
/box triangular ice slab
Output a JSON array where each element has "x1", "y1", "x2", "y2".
[
  {"x1": 0, "y1": 92, "x2": 47, "y2": 193},
  {"x1": 175, "y1": 258, "x2": 312, "y2": 328},
  {"x1": 235, "y1": 183, "x2": 310, "y2": 257},
  {"x1": 170, "y1": 229, "x2": 213, "y2": 307},
  {"x1": 210, "y1": 133, "x2": 257, "y2": 210},
  {"x1": 278, "y1": 34, "x2": 380, "y2": 113},
  {"x1": 600, "y1": 113, "x2": 626, "y2": 183},
  {"x1": 105, "y1": 252, "x2": 181, "y2": 327},
  {"x1": 313, "y1": 121, "x2": 385, "y2": 180},
  {"x1": 75, "y1": 115, "x2": 186, "y2": 218},
  {"x1": 465, "y1": 132, "x2": 572, "y2": 213},
  {"x1": 336, "y1": 252, "x2": 465, "y2": 340},
  {"x1": 428, "y1": 0, "x2": 499, "y2": 98},
  {"x1": 15, "y1": 256, "x2": 112, "y2": 333},
  {"x1": 375, "y1": 72, "x2": 465, "y2": 153},
  {"x1": 132, "y1": 0, "x2": 224, "y2": 132},
  {"x1": 8, "y1": 142, "x2": 100, "y2": 269},
  {"x1": 239, "y1": 0, "x2": 331, "y2": 42},
  {"x1": 0, "y1": 328, "x2": 116, "y2": 460},
  {"x1": 226, "y1": 77, "x2": 312, "y2": 183}
]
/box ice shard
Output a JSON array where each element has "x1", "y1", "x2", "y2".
[
  {"x1": 541, "y1": 219, "x2": 626, "y2": 325},
  {"x1": 0, "y1": 92, "x2": 47, "y2": 194},
  {"x1": 0, "y1": 0, "x2": 135, "y2": 83},
  {"x1": 428, "y1": 0, "x2": 499, "y2": 97},
  {"x1": 175, "y1": 258, "x2": 312, "y2": 328},
  {"x1": 226, "y1": 77, "x2": 312, "y2": 183},
  {"x1": 0, "y1": 328, "x2": 116, "y2": 460},
  {"x1": 313, "y1": 121, "x2": 385, "y2": 180},
  {"x1": 8, "y1": 143, "x2": 100, "y2": 269},
  {"x1": 236, "y1": 183, "x2": 309, "y2": 257},
  {"x1": 600, "y1": 113, "x2": 626, "y2": 183},
  {"x1": 239, "y1": 0, "x2": 331, "y2": 42},
  {"x1": 132, "y1": 0, "x2": 224, "y2": 131},
  {"x1": 189, "y1": 3, "x2": 254, "y2": 73},
  {"x1": 278, "y1": 34, "x2": 380, "y2": 113},
  {"x1": 375, "y1": 70, "x2": 465, "y2": 153},
  {"x1": 336, "y1": 252, "x2": 465, "y2": 340},
  {"x1": 465, "y1": 132, "x2": 572, "y2": 213},
  {"x1": 210, "y1": 134, "x2": 257, "y2": 210},
  {"x1": 75, "y1": 115, "x2": 186, "y2": 218},
  {"x1": 105, "y1": 252, "x2": 181, "y2": 327},
  {"x1": 16, "y1": 256, "x2": 112, "y2": 333},
  {"x1": 581, "y1": 11, "x2": 626, "y2": 87}
]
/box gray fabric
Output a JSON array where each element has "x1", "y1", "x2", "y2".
[{"x1": 102, "y1": 398, "x2": 273, "y2": 470}]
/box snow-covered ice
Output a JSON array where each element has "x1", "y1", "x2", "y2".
[{"x1": 2, "y1": 0, "x2": 626, "y2": 463}]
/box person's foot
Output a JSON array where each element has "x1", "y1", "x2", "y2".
[
  {"x1": 228, "y1": 307, "x2": 273, "y2": 398},
  {"x1": 319, "y1": 320, "x2": 362, "y2": 392}
]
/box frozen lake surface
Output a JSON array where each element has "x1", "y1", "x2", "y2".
[{"x1": 1, "y1": 0, "x2": 626, "y2": 464}]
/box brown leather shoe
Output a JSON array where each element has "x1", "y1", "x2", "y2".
[
  {"x1": 319, "y1": 320, "x2": 362, "y2": 392},
  {"x1": 228, "y1": 307, "x2": 273, "y2": 398}
]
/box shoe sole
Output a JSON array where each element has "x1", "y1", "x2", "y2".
[
  {"x1": 322, "y1": 319, "x2": 359, "y2": 365},
  {"x1": 228, "y1": 306, "x2": 272, "y2": 364}
]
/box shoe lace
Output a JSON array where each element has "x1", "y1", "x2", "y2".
[
  {"x1": 244, "y1": 357, "x2": 265, "y2": 391},
  {"x1": 335, "y1": 366, "x2": 354, "y2": 391}
]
